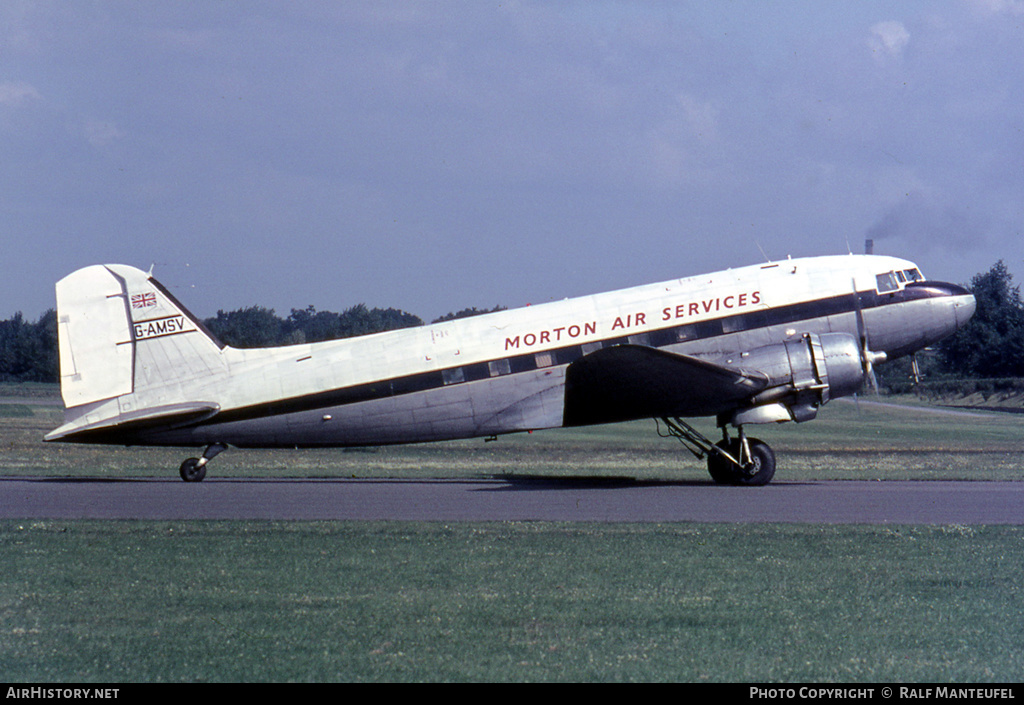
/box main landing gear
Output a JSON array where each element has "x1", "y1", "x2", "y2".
[
  {"x1": 178, "y1": 442, "x2": 228, "y2": 482},
  {"x1": 659, "y1": 417, "x2": 776, "y2": 486}
]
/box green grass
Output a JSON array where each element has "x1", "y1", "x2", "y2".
[
  {"x1": 4, "y1": 391, "x2": 1024, "y2": 482},
  {"x1": 2, "y1": 387, "x2": 1024, "y2": 681},
  {"x1": 4, "y1": 521, "x2": 1024, "y2": 682}
]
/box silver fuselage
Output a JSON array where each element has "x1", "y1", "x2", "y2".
[{"x1": 47, "y1": 254, "x2": 975, "y2": 449}]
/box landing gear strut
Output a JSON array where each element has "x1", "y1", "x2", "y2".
[
  {"x1": 659, "y1": 418, "x2": 776, "y2": 486},
  {"x1": 178, "y1": 443, "x2": 228, "y2": 482}
]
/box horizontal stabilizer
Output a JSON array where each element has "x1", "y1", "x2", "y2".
[
  {"x1": 45, "y1": 402, "x2": 220, "y2": 443},
  {"x1": 563, "y1": 345, "x2": 768, "y2": 426}
]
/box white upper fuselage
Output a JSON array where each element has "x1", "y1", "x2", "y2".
[{"x1": 214, "y1": 254, "x2": 915, "y2": 405}]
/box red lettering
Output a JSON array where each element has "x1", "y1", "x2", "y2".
[
  {"x1": 612, "y1": 313, "x2": 646, "y2": 330},
  {"x1": 507, "y1": 321, "x2": 597, "y2": 350},
  {"x1": 656, "y1": 291, "x2": 759, "y2": 327}
]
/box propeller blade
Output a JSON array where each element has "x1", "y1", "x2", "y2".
[{"x1": 851, "y1": 278, "x2": 885, "y2": 394}]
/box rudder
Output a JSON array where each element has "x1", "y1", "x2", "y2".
[{"x1": 55, "y1": 266, "x2": 134, "y2": 407}]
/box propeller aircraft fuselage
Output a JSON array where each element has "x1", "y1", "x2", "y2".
[{"x1": 45, "y1": 254, "x2": 975, "y2": 484}]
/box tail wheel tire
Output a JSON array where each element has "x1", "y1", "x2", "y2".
[{"x1": 179, "y1": 458, "x2": 206, "y2": 483}]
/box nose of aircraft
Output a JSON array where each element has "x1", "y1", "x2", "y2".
[
  {"x1": 926, "y1": 281, "x2": 976, "y2": 330},
  {"x1": 904, "y1": 280, "x2": 976, "y2": 340},
  {"x1": 955, "y1": 290, "x2": 977, "y2": 329}
]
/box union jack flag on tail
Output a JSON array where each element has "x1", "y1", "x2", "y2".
[{"x1": 131, "y1": 292, "x2": 157, "y2": 309}]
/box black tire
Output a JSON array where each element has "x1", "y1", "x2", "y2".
[
  {"x1": 707, "y1": 440, "x2": 738, "y2": 484},
  {"x1": 179, "y1": 458, "x2": 206, "y2": 483},
  {"x1": 734, "y1": 438, "x2": 775, "y2": 486},
  {"x1": 706, "y1": 438, "x2": 776, "y2": 486}
]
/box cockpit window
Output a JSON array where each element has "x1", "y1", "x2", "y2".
[
  {"x1": 876, "y1": 272, "x2": 899, "y2": 293},
  {"x1": 903, "y1": 268, "x2": 923, "y2": 282}
]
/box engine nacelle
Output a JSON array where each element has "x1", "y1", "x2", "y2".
[{"x1": 717, "y1": 332, "x2": 865, "y2": 425}]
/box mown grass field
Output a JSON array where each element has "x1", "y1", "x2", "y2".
[
  {"x1": 3, "y1": 384, "x2": 1024, "y2": 482},
  {"x1": 2, "y1": 385, "x2": 1024, "y2": 681}
]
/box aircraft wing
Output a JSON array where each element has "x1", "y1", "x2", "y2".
[{"x1": 563, "y1": 344, "x2": 769, "y2": 426}]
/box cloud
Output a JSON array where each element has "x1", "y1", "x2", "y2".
[
  {"x1": 642, "y1": 93, "x2": 722, "y2": 189},
  {"x1": 0, "y1": 81, "x2": 41, "y2": 107},
  {"x1": 868, "y1": 20, "x2": 910, "y2": 60}
]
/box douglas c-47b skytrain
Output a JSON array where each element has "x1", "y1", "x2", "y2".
[{"x1": 45, "y1": 254, "x2": 975, "y2": 485}]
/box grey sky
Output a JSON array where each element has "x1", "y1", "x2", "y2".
[{"x1": 2, "y1": 1, "x2": 1022, "y2": 321}]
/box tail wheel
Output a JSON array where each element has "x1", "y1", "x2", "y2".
[
  {"x1": 179, "y1": 458, "x2": 206, "y2": 482},
  {"x1": 177, "y1": 443, "x2": 226, "y2": 482}
]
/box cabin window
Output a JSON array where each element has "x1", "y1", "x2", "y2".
[
  {"x1": 722, "y1": 316, "x2": 747, "y2": 334},
  {"x1": 464, "y1": 363, "x2": 490, "y2": 382},
  {"x1": 673, "y1": 325, "x2": 696, "y2": 343},
  {"x1": 442, "y1": 367, "x2": 465, "y2": 385},
  {"x1": 556, "y1": 345, "x2": 583, "y2": 365},
  {"x1": 535, "y1": 351, "x2": 554, "y2": 368},
  {"x1": 488, "y1": 359, "x2": 511, "y2": 377},
  {"x1": 876, "y1": 272, "x2": 899, "y2": 293}
]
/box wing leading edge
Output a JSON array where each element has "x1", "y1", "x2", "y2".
[{"x1": 563, "y1": 345, "x2": 769, "y2": 427}]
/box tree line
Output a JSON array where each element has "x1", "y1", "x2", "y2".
[{"x1": 2, "y1": 263, "x2": 1021, "y2": 386}]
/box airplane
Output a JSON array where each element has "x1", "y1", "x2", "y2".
[{"x1": 45, "y1": 253, "x2": 976, "y2": 485}]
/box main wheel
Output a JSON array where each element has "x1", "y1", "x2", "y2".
[
  {"x1": 707, "y1": 440, "x2": 738, "y2": 484},
  {"x1": 706, "y1": 438, "x2": 776, "y2": 486},
  {"x1": 179, "y1": 458, "x2": 206, "y2": 483},
  {"x1": 733, "y1": 438, "x2": 775, "y2": 486}
]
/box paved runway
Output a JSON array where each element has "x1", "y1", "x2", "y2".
[{"x1": 2, "y1": 477, "x2": 1023, "y2": 523}]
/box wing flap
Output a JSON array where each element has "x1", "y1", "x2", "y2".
[{"x1": 563, "y1": 345, "x2": 768, "y2": 426}]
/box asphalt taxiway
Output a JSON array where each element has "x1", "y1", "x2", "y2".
[{"x1": 2, "y1": 477, "x2": 1023, "y2": 524}]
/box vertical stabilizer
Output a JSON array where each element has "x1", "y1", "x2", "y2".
[
  {"x1": 53, "y1": 264, "x2": 226, "y2": 411},
  {"x1": 103, "y1": 264, "x2": 225, "y2": 399}
]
